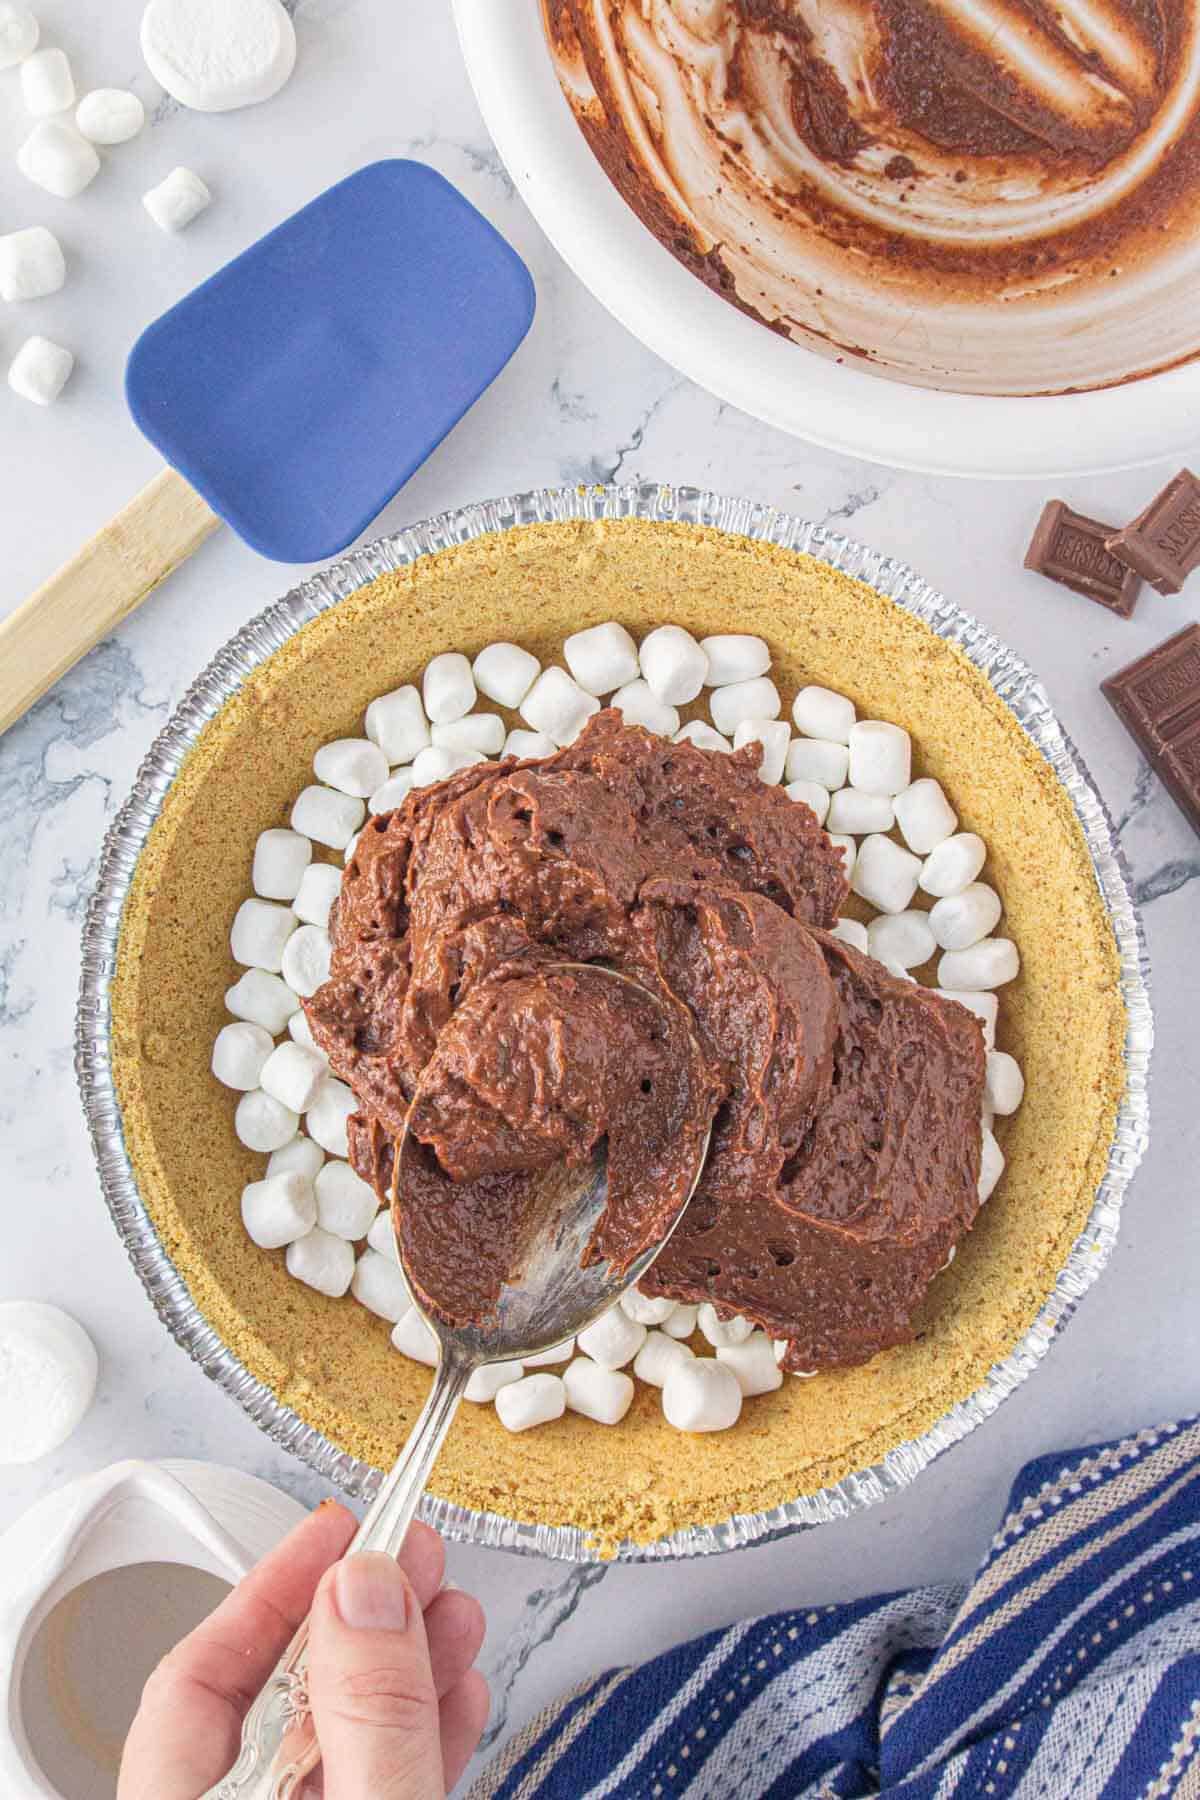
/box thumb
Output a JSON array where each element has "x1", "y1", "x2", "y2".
[{"x1": 307, "y1": 1552, "x2": 444, "y2": 1800}]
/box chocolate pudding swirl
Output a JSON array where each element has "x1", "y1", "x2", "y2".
[
  {"x1": 307, "y1": 714, "x2": 986, "y2": 1368},
  {"x1": 543, "y1": 0, "x2": 1200, "y2": 394}
]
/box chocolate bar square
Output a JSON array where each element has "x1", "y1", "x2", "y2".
[
  {"x1": 1024, "y1": 501, "x2": 1141, "y2": 618},
  {"x1": 1106, "y1": 470, "x2": 1200, "y2": 596},
  {"x1": 1102, "y1": 623, "x2": 1200, "y2": 838}
]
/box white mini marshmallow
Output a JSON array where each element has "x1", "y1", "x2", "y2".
[
  {"x1": 610, "y1": 679, "x2": 678, "y2": 738},
  {"x1": 828, "y1": 834, "x2": 857, "y2": 879},
  {"x1": 700, "y1": 634, "x2": 769, "y2": 686},
  {"x1": 343, "y1": 832, "x2": 360, "y2": 865},
  {"x1": 465, "y1": 1360, "x2": 524, "y2": 1403},
  {"x1": 391, "y1": 1309, "x2": 438, "y2": 1365},
  {"x1": 495, "y1": 1372, "x2": 565, "y2": 1432},
  {"x1": 351, "y1": 1249, "x2": 412, "y2": 1322},
  {"x1": 0, "y1": 226, "x2": 64, "y2": 302},
  {"x1": 785, "y1": 738, "x2": 848, "y2": 790},
  {"x1": 235, "y1": 1089, "x2": 299, "y2": 1153},
  {"x1": 423, "y1": 652, "x2": 475, "y2": 724},
  {"x1": 314, "y1": 738, "x2": 389, "y2": 799},
  {"x1": 633, "y1": 1331, "x2": 694, "y2": 1388},
  {"x1": 0, "y1": 5, "x2": 38, "y2": 69},
  {"x1": 291, "y1": 786, "x2": 364, "y2": 851},
  {"x1": 920, "y1": 833, "x2": 987, "y2": 898},
  {"x1": 21, "y1": 45, "x2": 73, "y2": 113},
  {"x1": 936, "y1": 988, "x2": 999, "y2": 1049},
  {"x1": 141, "y1": 0, "x2": 295, "y2": 112},
  {"x1": 985, "y1": 1050, "x2": 1025, "y2": 1116},
  {"x1": 288, "y1": 1009, "x2": 319, "y2": 1052},
  {"x1": 293, "y1": 863, "x2": 342, "y2": 929},
  {"x1": 473, "y1": 642, "x2": 540, "y2": 709},
  {"x1": 710, "y1": 676, "x2": 781, "y2": 737},
  {"x1": 366, "y1": 1208, "x2": 400, "y2": 1262},
  {"x1": 852, "y1": 834, "x2": 922, "y2": 914},
  {"x1": 662, "y1": 1357, "x2": 742, "y2": 1432},
  {"x1": 521, "y1": 667, "x2": 599, "y2": 745},
  {"x1": 280, "y1": 924, "x2": 331, "y2": 999},
  {"x1": 314, "y1": 1159, "x2": 377, "y2": 1239},
  {"x1": 620, "y1": 1288, "x2": 677, "y2": 1326},
  {"x1": 792, "y1": 685, "x2": 855, "y2": 743},
  {"x1": 884, "y1": 960, "x2": 916, "y2": 984},
  {"x1": 368, "y1": 770, "x2": 415, "y2": 815},
  {"x1": 848, "y1": 720, "x2": 911, "y2": 796},
  {"x1": 364, "y1": 685, "x2": 429, "y2": 765},
  {"x1": 733, "y1": 718, "x2": 789, "y2": 785},
  {"x1": 674, "y1": 721, "x2": 731, "y2": 753},
  {"x1": 867, "y1": 910, "x2": 936, "y2": 970},
  {"x1": 76, "y1": 86, "x2": 145, "y2": 143},
  {"x1": 717, "y1": 1331, "x2": 784, "y2": 1397},
  {"x1": 638, "y1": 625, "x2": 708, "y2": 704},
  {"x1": 785, "y1": 779, "x2": 830, "y2": 825},
  {"x1": 18, "y1": 119, "x2": 98, "y2": 196},
  {"x1": 564, "y1": 1357, "x2": 634, "y2": 1425},
  {"x1": 252, "y1": 828, "x2": 311, "y2": 901},
  {"x1": 241, "y1": 1171, "x2": 315, "y2": 1249},
  {"x1": 894, "y1": 778, "x2": 957, "y2": 855},
  {"x1": 268, "y1": 1135, "x2": 324, "y2": 1181},
  {"x1": 524, "y1": 1339, "x2": 574, "y2": 1368},
  {"x1": 697, "y1": 1303, "x2": 754, "y2": 1348},
  {"x1": 8, "y1": 334, "x2": 73, "y2": 404},
  {"x1": 142, "y1": 166, "x2": 211, "y2": 232},
  {"x1": 830, "y1": 917, "x2": 869, "y2": 953},
  {"x1": 978, "y1": 1128, "x2": 1005, "y2": 1202},
  {"x1": 0, "y1": 1302, "x2": 97, "y2": 1465},
  {"x1": 661, "y1": 1302, "x2": 699, "y2": 1340},
  {"x1": 930, "y1": 883, "x2": 1002, "y2": 952},
  {"x1": 260, "y1": 1040, "x2": 327, "y2": 1114},
  {"x1": 212, "y1": 1020, "x2": 273, "y2": 1090},
  {"x1": 938, "y1": 939, "x2": 1019, "y2": 990},
  {"x1": 306, "y1": 1078, "x2": 356, "y2": 1157},
  {"x1": 433, "y1": 714, "x2": 506, "y2": 755},
  {"x1": 576, "y1": 1306, "x2": 646, "y2": 1369},
  {"x1": 565, "y1": 621, "x2": 639, "y2": 696},
  {"x1": 231, "y1": 898, "x2": 297, "y2": 972},
  {"x1": 826, "y1": 789, "x2": 894, "y2": 835},
  {"x1": 286, "y1": 1227, "x2": 354, "y2": 1298},
  {"x1": 226, "y1": 968, "x2": 298, "y2": 1035},
  {"x1": 503, "y1": 728, "x2": 556, "y2": 760},
  {"x1": 410, "y1": 745, "x2": 485, "y2": 787}
]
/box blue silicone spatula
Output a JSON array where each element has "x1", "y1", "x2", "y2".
[{"x1": 0, "y1": 160, "x2": 535, "y2": 736}]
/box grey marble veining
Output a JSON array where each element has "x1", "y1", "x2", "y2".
[{"x1": 1, "y1": 1, "x2": 1199, "y2": 1792}]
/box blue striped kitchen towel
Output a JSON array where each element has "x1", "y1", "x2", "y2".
[{"x1": 472, "y1": 1415, "x2": 1200, "y2": 1799}]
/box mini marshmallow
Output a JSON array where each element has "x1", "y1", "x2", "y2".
[
  {"x1": 253, "y1": 828, "x2": 311, "y2": 901},
  {"x1": 241, "y1": 1171, "x2": 316, "y2": 1249},
  {"x1": 633, "y1": 1331, "x2": 694, "y2": 1388},
  {"x1": 826, "y1": 789, "x2": 895, "y2": 835},
  {"x1": 792, "y1": 685, "x2": 856, "y2": 743},
  {"x1": 432, "y1": 714, "x2": 506, "y2": 755},
  {"x1": 717, "y1": 1331, "x2": 784, "y2": 1397},
  {"x1": 894, "y1": 778, "x2": 957, "y2": 855},
  {"x1": 920, "y1": 833, "x2": 987, "y2": 898},
  {"x1": 368, "y1": 770, "x2": 416, "y2": 815},
  {"x1": 610, "y1": 678, "x2": 678, "y2": 738},
  {"x1": 733, "y1": 718, "x2": 789, "y2": 785},
  {"x1": 0, "y1": 1302, "x2": 97, "y2": 1465},
  {"x1": 700, "y1": 634, "x2": 769, "y2": 686},
  {"x1": 142, "y1": 167, "x2": 211, "y2": 233},
  {"x1": 474, "y1": 642, "x2": 540, "y2": 709},
  {"x1": 884, "y1": 960, "x2": 916, "y2": 984},
  {"x1": 577, "y1": 1306, "x2": 646, "y2": 1369},
  {"x1": 521, "y1": 667, "x2": 600, "y2": 745},
  {"x1": 867, "y1": 910, "x2": 936, "y2": 970},
  {"x1": 495, "y1": 1372, "x2": 565, "y2": 1432},
  {"x1": 639, "y1": 625, "x2": 708, "y2": 705},
  {"x1": 226, "y1": 968, "x2": 298, "y2": 1035},
  {"x1": 978, "y1": 1128, "x2": 1005, "y2": 1202},
  {"x1": 564, "y1": 621, "x2": 639, "y2": 696},
  {"x1": 306, "y1": 1078, "x2": 356, "y2": 1157},
  {"x1": 291, "y1": 786, "x2": 364, "y2": 851},
  {"x1": 366, "y1": 1208, "x2": 400, "y2": 1262},
  {"x1": 710, "y1": 676, "x2": 781, "y2": 737},
  {"x1": 391, "y1": 1308, "x2": 438, "y2": 1365},
  {"x1": 212, "y1": 1020, "x2": 273, "y2": 1090},
  {"x1": 18, "y1": 119, "x2": 98, "y2": 196},
  {"x1": 938, "y1": 938, "x2": 1019, "y2": 991},
  {"x1": 785, "y1": 738, "x2": 848, "y2": 790},
  {"x1": 314, "y1": 737, "x2": 389, "y2": 799},
  {"x1": 423, "y1": 652, "x2": 475, "y2": 724},
  {"x1": 235, "y1": 1089, "x2": 299, "y2": 1153},
  {"x1": 985, "y1": 1050, "x2": 1025, "y2": 1116},
  {"x1": 564, "y1": 1357, "x2": 634, "y2": 1425},
  {"x1": 930, "y1": 883, "x2": 1002, "y2": 952},
  {"x1": 268, "y1": 1136, "x2": 324, "y2": 1181},
  {"x1": 293, "y1": 862, "x2": 342, "y2": 929},
  {"x1": 852, "y1": 834, "x2": 922, "y2": 914},
  {"x1": 76, "y1": 86, "x2": 145, "y2": 143},
  {"x1": 503, "y1": 728, "x2": 556, "y2": 760},
  {"x1": 661, "y1": 1302, "x2": 699, "y2": 1339},
  {"x1": 260, "y1": 1040, "x2": 327, "y2": 1114},
  {"x1": 620, "y1": 1288, "x2": 677, "y2": 1326},
  {"x1": 286, "y1": 1227, "x2": 354, "y2": 1298},
  {"x1": 8, "y1": 334, "x2": 73, "y2": 404},
  {"x1": 936, "y1": 988, "x2": 998, "y2": 1049},
  {"x1": 830, "y1": 917, "x2": 869, "y2": 953},
  {"x1": 231, "y1": 898, "x2": 297, "y2": 972},
  {"x1": 410, "y1": 744, "x2": 485, "y2": 787},
  {"x1": 465, "y1": 1361, "x2": 524, "y2": 1403},
  {"x1": 848, "y1": 720, "x2": 911, "y2": 796},
  {"x1": 21, "y1": 46, "x2": 73, "y2": 113},
  {"x1": 674, "y1": 721, "x2": 731, "y2": 753},
  {"x1": 829, "y1": 835, "x2": 857, "y2": 880},
  {"x1": 0, "y1": 226, "x2": 65, "y2": 302},
  {"x1": 524, "y1": 1339, "x2": 574, "y2": 1367},
  {"x1": 364, "y1": 685, "x2": 429, "y2": 765},
  {"x1": 351, "y1": 1248, "x2": 412, "y2": 1321},
  {"x1": 343, "y1": 832, "x2": 361, "y2": 865},
  {"x1": 785, "y1": 779, "x2": 830, "y2": 825},
  {"x1": 280, "y1": 924, "x2": 331, "y2": 998},
  {"x1": 0, "y1": 5, "x2": 38, "y2": 69},
  {"x1": 288, "y1": 1009, "x2": 319, "y2": 1052},
  {"x1": 662, "y1": 1357, "x2": 742, "y2": 1432},
  {"x1": 697, "y1": 1303, "x2": 754, "y2": 1348},
  {"x1": 314, "y1": 1159, "x2": 377, "y2": 1239}
]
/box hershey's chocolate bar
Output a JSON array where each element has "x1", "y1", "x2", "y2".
[
  {"x1": 1102, "y1": 623, "x2": 1200, "y2": 838},
  {"x1": 1107, "y1": 469, "x2": 1200, "y2": 596},
  {"x1": 1024, "y1": 500, "x2": 1141, "y2": 618}
]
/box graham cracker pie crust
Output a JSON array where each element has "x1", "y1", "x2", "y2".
[{"x1": 110, "y1": 517, "x2": 1127, "y2": 1552}]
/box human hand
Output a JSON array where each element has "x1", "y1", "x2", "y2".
[{"x1": 118, "y1": 1501, "x2": 488, "y2": 1799}]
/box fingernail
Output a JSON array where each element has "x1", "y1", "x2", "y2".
[{"x1": 334, "y1": 1554, "x2": 412, "y2": 1631}]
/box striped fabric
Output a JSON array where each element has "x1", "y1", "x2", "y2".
[{"x1": 471, "y1": 1417, "x2": 1200, "y2": 1800}]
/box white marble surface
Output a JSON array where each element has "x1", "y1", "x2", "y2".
[{"x1": 1, "y1": 1, "x2": 1198, "y2": 1790}]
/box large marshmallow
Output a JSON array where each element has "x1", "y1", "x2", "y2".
[
  {"x1": 710, "y1": 676, "x2": 781, "y2": 737},
  {"x1": 577, "y1": 1306, "x2": 646, "y2": 1369},
  {"x1": 280, "y1": 924, "x2": 331, "y2": 998},
  {"x1": 662, "y1": 1356, "x2": 743, "y2": 1432},
  {"x1": 0, "y1": 226, "x2": 65, "y2": 302},
  {"x1": 368, "y1": 770, "x2": 416, "y2": 815},
  {"x1": 314, "y1": 1160, "x2": 378, "y2": 1240},
  {"x1": 364, "y1": 685, "x2": 429, "y2": 765},
  {"x1": 978, "y1": 1128, "x2": 1005, "y2": 1202},
  {"x1": 674, "y1": 720, "x2": 731, "y2": 753},
  {"x1": 142, "y1": 167, "x2": 211, "y2": 232},
  {"x1": 785, "y1": 779, "x2": 830, "y2": 826},
  {"x1": 894, "y1": 778, "x2": 957, "y2": 855},
  {"x1": 293, "y1": 862, "x2": 342, "y2": 928},
  {"x1": 717, "y1": 1331, "x2": 784, "y2": 1397},
  {"x1": 697, "y1": 1303, "x2": 753, "y2": 1348},
  {"x1": 241, "y1": 1171, "x2": 316, "y2": 1249},
  {"x1": 252, "y1": 828, "x2": 311, "y2": 901},
  {"x1": 920, "y1": 833, "x2": 986, "y2": 898},
  {"x1": 826, "y1": 789, "x2": 894, "y2": 835},
  {"x1": 784, "y1": 737, "x2": 848, "y2": 790},
  {"x1": 306, "y1": 1078, "x2": 356, "y2": 1156},
  {"x1": 563, "y1": 1357, "x2": 634, "y2": 1425},
  {"x1": 18, "y1": 119, "x2": 98, "y2": 196},
  {"x1": 611, "y1": 679, "x2": 678, "y2": 738},
  {"x1": 141, "y1": 0, "x2": 296, "y2": 111},
  {"x1": 700, "y1": 634, "x2": 769, "y2": 686},
  {"x1": 867, "y1": 910, "x2": 936, "y2": 970},
  {"x1": 848, "y1": 720, "x2": 911, "y2": 796},
  {"x1": 423, "y1": 652, "x2": 475, "y2": 723},
  {"x1": 929, "y1": 883, "x2": 1002, "y2": 951},
  {"x1": 212, "y1": 1020, "x2": 273, "y2": 1090},
  {"x1": 937, "y1": 939, "x2": 1019, "y2": 991},
  {"x1": 565, "y1": 621, "x2": 639, "y2": 696},
  {"x1": 473, "y1": 642, "x2": 540, "y2": 709},
  {"x1": 260, "y1": 1040, "x2": 327, "y2": 1114},
  {"x1": 985, "y1": 1050, "x2": 1024, "y2": 1116},
  {"x1": 21, "y1": 45, "x2": 73, "y2": 113},
  {"x1": 0, "y1": 1302, "x2": 97, "y2": 1465},
  {"x1": 733, "y1": 718, "x2": 789, "y2": 785},
  {"x1": 851, "y1": 834, "x2": 922, "y2": 914},
  {"x1": 465, "y1": 1361, "x2": 524, "y2": 1403},
  {"x1": 8, "y1": 334, "x2": 73, "y2": 404},
  {"x1": 936, "y1": 988, "x2": 999, "y2": 1049},
  {"x1": 225, "y1": 968, "x2": 298, "y2": 1035},
  {"x1": 503, "y1": 728, "x2": 556, "y2": 761},
  {"x1": 391, "y1": 1308, "x2": 438, "y2": 1365},
  {"x1": 351, "y1": 1248, "x2": 412, "y2": 1321},
  {"x1": 286, "y1": 1227, "x2": 354, "y2": 1298},
  {"x1": 230, "y1": 898, "x2": 297, "y2": 972},
  {"x1": 268, "y1": 1135, "x2": 324, "y2": 1181},
  {"x1": 633, "y1": 1331, "x2": 694, "y2": 1388},
  {"x1": 235, "y1": 1089, "x2": 299, "y2": 1153},
  {"x1": 495, "y1": 1372, "x2": 565, "y2": 1432},
  {"x1": 521, "y1": 667, "x2": 599, "y2": 745},
  {"x1": 620, "y1": 1287, "x2": 677, "y2": 1326},
  {"x1": 792, "y1": 685, "x2": 855, "y2": 743},
  {"x1": 410, "y1": 744, "x2": 485, "y2": 787},
  {"x1": 433, "y1": 714, "x2": 506, "y2": 756},
  {"x1": 0, "y1": 5, "x2": 38, "y2": 69},
  {"x1": 76, "y1": 87, "x2": 145, "y2": 144},
  {"x1": 639, "y1": 625, "x2": 708, "y2": 705},
  {"x1": 314, "y1": 737, "x2": 389, "y2": 799},
  {"x1": 291, "y1": 785, "x2": 364, "y2": 851},
  {"x1": 830, "y1": 917, "x2": 869, "y2": 953}
]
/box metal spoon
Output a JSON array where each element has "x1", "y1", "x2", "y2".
[{"x1": 206, "y1": 964, "x2": 710, "y2": 1799}]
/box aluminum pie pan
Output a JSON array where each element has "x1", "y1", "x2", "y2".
[{"x1": 75, "y1": 480, "x2": 1153, "y2": 1562}]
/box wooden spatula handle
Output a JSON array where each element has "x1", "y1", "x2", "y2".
[{"x1": 0, "y1": 466, "x2": 220, "y2": 738}]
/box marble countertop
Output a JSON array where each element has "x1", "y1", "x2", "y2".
[{"x1": 2, "y1": 1, "x2": 1198, "y2": 1788}]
